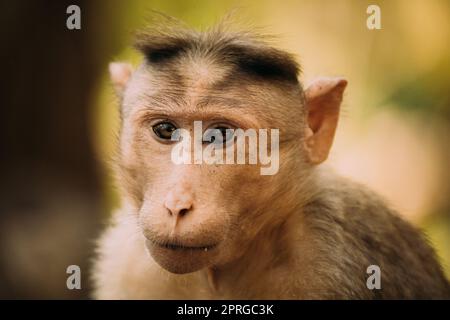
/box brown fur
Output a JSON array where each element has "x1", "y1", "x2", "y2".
[{"x1": 92, "y1": 19, "x2": 450, "y2": 299}]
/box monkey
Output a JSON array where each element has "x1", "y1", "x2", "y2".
[{"x1": 92, "y1": 19, "x2": 450, "y2": 299}]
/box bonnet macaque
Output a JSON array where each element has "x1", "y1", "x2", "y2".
[{"x1": 93, "y1": 20, "x2": 450, "y2": 299}]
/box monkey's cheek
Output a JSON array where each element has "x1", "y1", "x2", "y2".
[{"x1": 145, "y1": 241, "x2": 216, "y2": 274}]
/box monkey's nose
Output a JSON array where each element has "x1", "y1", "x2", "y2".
[{"x1": 164, "y1": 190, "x2": 194, "y2": 218}]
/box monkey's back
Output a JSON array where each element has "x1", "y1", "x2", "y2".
[{"x1": 303, "y1": 174, "x2": 450, "y2": 299}]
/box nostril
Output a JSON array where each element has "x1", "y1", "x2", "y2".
[
  {"x1": 164, "y1": 190, "x2": 194, "y2": 217},
  {"x1": 166, "y1": 207, "x2": 191, "y2": 217}
]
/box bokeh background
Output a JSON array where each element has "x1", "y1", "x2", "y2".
[{"x1": 0, "y1": 0, "x2": 449, "y2": 298}]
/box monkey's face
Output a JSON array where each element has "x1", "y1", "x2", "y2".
[{"x1": 116, "y1": 65, "x2": 306, "y2": 274}]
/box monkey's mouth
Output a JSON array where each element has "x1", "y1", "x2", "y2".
[
  {"x1": 145, "y1": 238, "x2": 220, "y2": 274},
  {"x1": 147, "y1": 239, "x2": 217, "y2": 252}
]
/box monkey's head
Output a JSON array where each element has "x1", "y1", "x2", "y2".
[{"x1": 109, "y1": 22, "x2": 347, "y2": 274}]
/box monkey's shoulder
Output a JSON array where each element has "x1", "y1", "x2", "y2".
[
  {"x1": 92, "y1": 212, "x2": 154, "y2": 298},
  {"x1": 301, "y1": 176, "x2": 450, "y2": 298}
]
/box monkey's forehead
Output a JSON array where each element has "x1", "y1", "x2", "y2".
[{"x1": 122, "y1": 62, "x2": 304, "y2": 125}]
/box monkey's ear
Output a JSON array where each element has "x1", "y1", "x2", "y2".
[
  {"x1": 109, "y1": 62, "x2": 133, "y2": 96},
  {"x1": 304, "y1": 77, "x2": 347, "y2": 164}
]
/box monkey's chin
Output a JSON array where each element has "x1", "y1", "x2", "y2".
[{"x1": 145, "y1": 239, "x2": 216, "y2": 274}]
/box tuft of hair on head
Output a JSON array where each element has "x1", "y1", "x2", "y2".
[{"x1": 133, "y1": 12, "x2": 301, "y2": 84}]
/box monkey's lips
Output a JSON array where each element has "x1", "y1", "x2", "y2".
[
  {"x1": 147, "y1": 239, "x2": 217, "y2": 252},
  {"x1": 145, "y1": 238, "x2": 219, "y2": 273}
]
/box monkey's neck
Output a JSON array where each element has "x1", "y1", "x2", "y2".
[{"x1": 204, "y1": 213, "x2": 301, "y2": 298}]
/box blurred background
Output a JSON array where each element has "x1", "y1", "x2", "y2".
[{"x1": 0, "y1": 0, "x2": 449, "y2": 298}]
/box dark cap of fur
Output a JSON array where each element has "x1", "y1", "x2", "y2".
[{"x1": 134, "y1": 15, "x2": 301, "y2": 84}]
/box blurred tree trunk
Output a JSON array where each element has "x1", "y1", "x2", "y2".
[{"x1": 0, "y1": 0, "x2": 123, "y2": 298}]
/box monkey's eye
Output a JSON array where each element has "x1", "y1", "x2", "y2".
[
  {"x1": 204, "y1": 126, "x2": 234, "y2": 145},
  {"x1": 152, "y1": 122, "x2": 177, "y2": 140}
]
